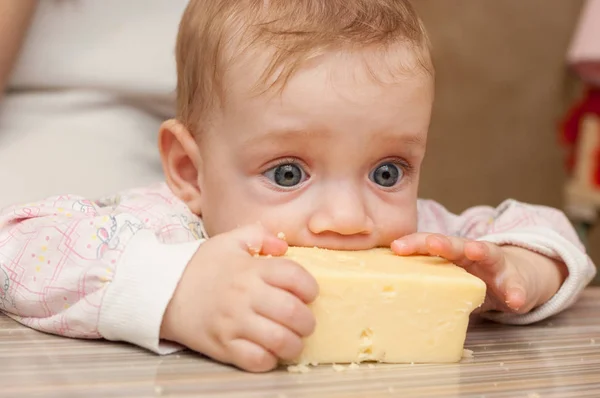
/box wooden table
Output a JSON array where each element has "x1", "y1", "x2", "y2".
[{"x1": 3, "y1": 288, "x2": 600, "y2": 398}]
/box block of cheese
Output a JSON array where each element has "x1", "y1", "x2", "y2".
[{"x1": 281, "y1": 246, "x2": 486, "y2": 365}]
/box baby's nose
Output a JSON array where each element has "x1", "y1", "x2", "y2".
[{"x1": 308, "y1": 187, "x2": 374, "y2": 237}]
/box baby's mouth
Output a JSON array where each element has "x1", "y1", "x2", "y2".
[{"x1": 289, "y1": 233, "x2": 379, "y2": 251}]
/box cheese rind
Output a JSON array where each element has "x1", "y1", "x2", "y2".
[{"x1": 281, "y1": 247, "x2": 486, "y2": 365}]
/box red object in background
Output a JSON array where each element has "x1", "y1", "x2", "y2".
[{"x1": 560, "y1": 87, "x2": 600, "y2": 185}]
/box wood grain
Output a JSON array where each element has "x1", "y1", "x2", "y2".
[{"x1": 3, "y1": 288, "x2": 600, "y2": 397}]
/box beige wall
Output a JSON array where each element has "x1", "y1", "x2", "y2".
[{"x1": 412, "y1": 1, "x2": 600, "y2": 267}]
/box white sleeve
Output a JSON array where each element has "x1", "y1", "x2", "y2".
[{"x1": 98, "y1": 230, "x2": 204, "y2": 354}]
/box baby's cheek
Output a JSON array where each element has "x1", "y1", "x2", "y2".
[
  {"x1": 201, "y1": 205, "x2": 258, "y2": 237},
  {"x1": 377, "y1": 208, "x2": 418, "y2": 245},
  {"x1": 260, "y1": 217, "x2": 297, "y2": 239}
]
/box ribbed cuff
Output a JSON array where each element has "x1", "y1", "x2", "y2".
[{"x1": 98, "y1": 230, "x2": 203, "y2": 353}]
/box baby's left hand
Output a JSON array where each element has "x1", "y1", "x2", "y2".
[{"x1": 391, "y1": 234, "x2": 567, "y2": 314}]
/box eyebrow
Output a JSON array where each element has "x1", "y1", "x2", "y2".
[
  {"x1": 376, "y1": 131, "x2": 426, "y2": 149},
  {"x1": 240, "y1": 128, "x2": 425, "y2": 150},
  {"x1": 240, "y1": 128, "x2": 327, "y2": 148}
]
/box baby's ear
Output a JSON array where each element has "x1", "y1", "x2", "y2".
[{"x1": 158, "y1": 119, "x2": 203, "y2": 215}]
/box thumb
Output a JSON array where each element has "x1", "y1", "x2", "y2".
[
  {"x1": 224, "y1": 223, "x2": 288, "y2": 257},
  {"x1": 504, "y1": 282, "x2": 527, "y2": 313}
]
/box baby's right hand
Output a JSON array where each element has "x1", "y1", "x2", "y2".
[{"x1": 160, "y1": 224, "x2": 318, "y2": 372}]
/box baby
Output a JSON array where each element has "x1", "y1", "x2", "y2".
[{"x1": 0, "y1": 0, "x2": 595, "y2": 372}]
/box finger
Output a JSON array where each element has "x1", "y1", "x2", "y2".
[
  {"x1": 259, "y1": 234, "x2": 289, "y2": 256},
  {"x1": 241, "y1": 315, "x2": 304, "y2": 362},
  {"x1": 391, "y1": 233, "x2": 433, "y2": 255},
  {"x1": 426, "y1": 238, "x2": 513, "y2": 312},
  {"x1": 464, "y1": 243, "x2": 528, "y2": 312},
  {"x1": 477, "y1": 283, "x2": 528, "y2": 314},
  {"x1": 226, "y1": 338, "x2": 278, "y2": 373},
  {"x1": 224, "y1": 223, "x2": 288, "y2": 256},
  {"x1": 505, "y1": 283, "x2": 527, "y2": 313},
  {"x1": 464, "y1": 241, "x2": 505, "y2": 272},
  {"x1": 424, "y1": 234, "x2": 469, "y2": 265},
  {"x1": 260, "y1": 260, "x2": 319, "y2": 304},
  {"x1": 252, "y1": 284, "x2": 316, "y2": 337},
  {"x1": 392, "y1": 233, "x2": 467, "y2": 264},
  {"x1": 462, "y1": 241, "x2": 509, "y2": 311}
]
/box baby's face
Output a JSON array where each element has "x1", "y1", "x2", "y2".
[{"x1": 197, "y1": 48, "x2": 433, "y2": 250}]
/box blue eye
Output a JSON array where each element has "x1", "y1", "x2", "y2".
[
  {"x1": 370, "y1": 163, "x2": 402, "y2": 187},
  {"x1": 264, "y1": 163, "x2": 306, "y2": 187}
]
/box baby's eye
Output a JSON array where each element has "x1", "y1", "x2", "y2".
[
  {"x1": 370, "y1": 162, "x2": 403, "y2": 187},
  {"x1": 264, "y1": 163, "x2": 307, "y2": 187}
]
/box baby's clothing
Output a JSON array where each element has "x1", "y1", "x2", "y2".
[{"x1": 0, "y1": 183, "x2": 595, "y2": 353}]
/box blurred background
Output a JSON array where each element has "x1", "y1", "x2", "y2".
[
  {"x1": 415, "y1": 0, "x2": 582, "y2": 208},
  {"x1": 1, "y1": 0, "x2": 599, "y2": 278},
  {"x1": 413, "y1": 0, "x2": 600, "y2": 279}
]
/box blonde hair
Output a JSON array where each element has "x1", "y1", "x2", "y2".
[{"x1": 176, "y1": 0, "x2": 432, "y2": 134}]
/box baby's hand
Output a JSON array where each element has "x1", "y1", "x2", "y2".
[
  {"x1": 160, "y1": 224, "x2": 318, "y2": 372},
  {"x1": 391, "y1": 233, "x2": 566, "y2": 314}
]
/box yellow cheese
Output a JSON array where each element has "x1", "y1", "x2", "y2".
[{"x1": 282, "y1": 246, "x2": 486, "y2": 365}]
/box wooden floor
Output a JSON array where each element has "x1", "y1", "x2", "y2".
[{"x1": 3, "y1": 288, "x2": 600, "y2": 397}]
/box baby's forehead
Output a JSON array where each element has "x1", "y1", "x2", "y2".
[
  {"x1": 224, "y1": 42, "x2": 433, "y2": 104},
  {"x1": 217, "y1": 46, "x2": 433, "y2": 157},
  {"x1": 176, "y1": 0, "x2": 432, "y2": 135}
]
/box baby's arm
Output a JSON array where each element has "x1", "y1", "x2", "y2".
[
  {"x1": 0, "y1": 184, "x2": 318, "y2": 371},
  {"x1": 0, "y1": 184, "x2": 202, "y2": 353},
  {"x1": 401, "y1": 199, "x2": 595, "y2": 324}
]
